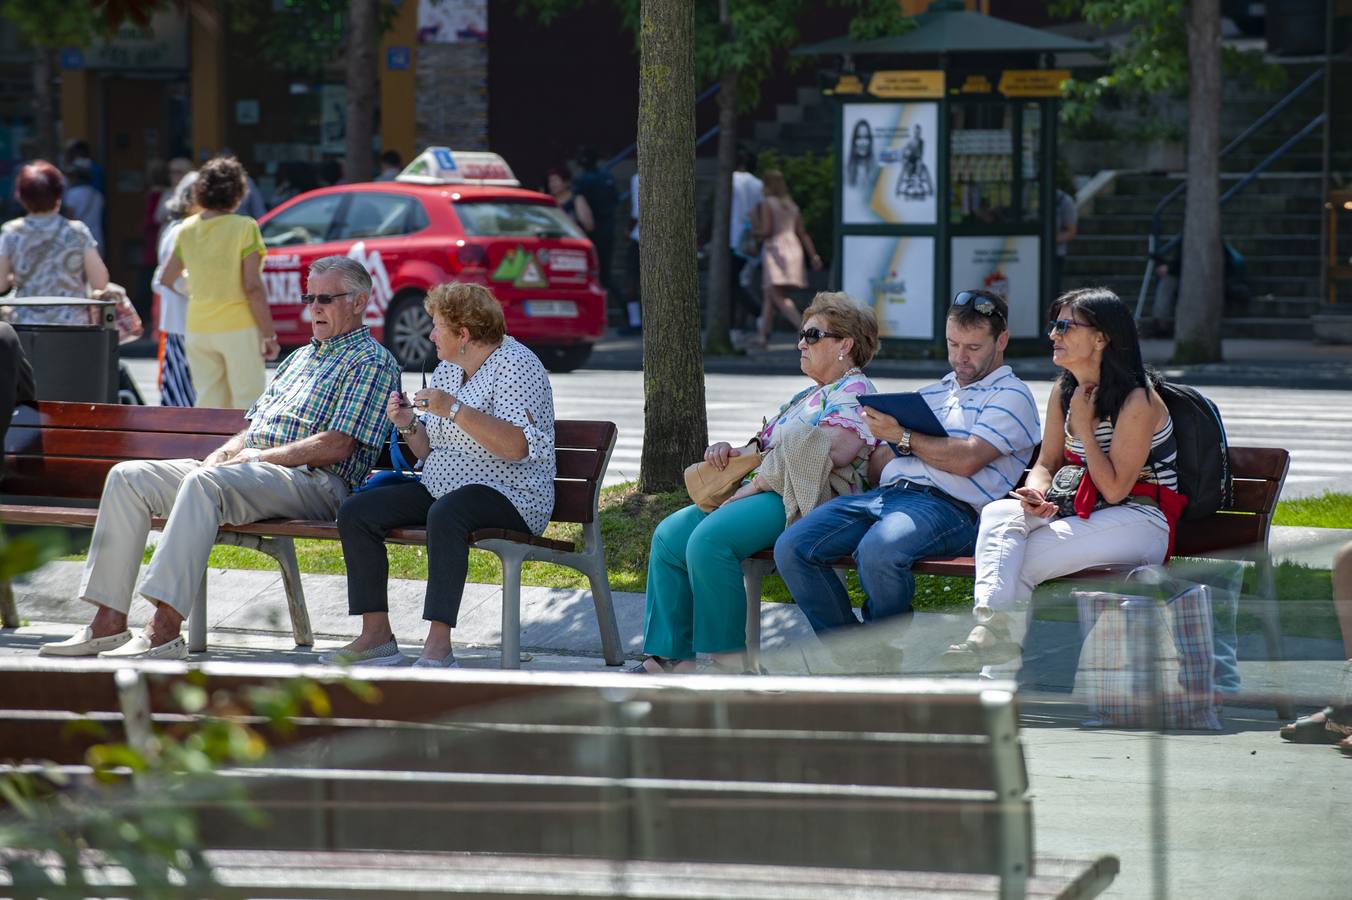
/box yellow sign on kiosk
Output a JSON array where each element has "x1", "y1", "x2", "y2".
[
  {"x1": 867, "y1": 70, "x2": 944, "y2": 99},
  {"x1": 998, "y1": 70, "x2": 1069, "y2": 98}
]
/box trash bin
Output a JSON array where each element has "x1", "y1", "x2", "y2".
[{"x1": 8, "y1": 297, "x2": 119, "y2": 403}]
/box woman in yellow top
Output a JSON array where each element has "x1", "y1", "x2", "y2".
[{"x1": 159, "y1": 155, "x2": 277, "y2": 409}]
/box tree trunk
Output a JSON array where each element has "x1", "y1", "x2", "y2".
[
  {"x1": 702, "y1": 2, "x2": 739, "y2": 357},
  {"x1": 345, "y1": 0, "x2": 377, "y2": 182},
  {"x1": 32, "y1": 47, "x2": 55, "y2": 162},
  {"x1": 1172, "y1": 0, "x2": 1224, "y2": 363},
  {"x1": 638, "y1": 0, "x2": 708, "y2": 493}
]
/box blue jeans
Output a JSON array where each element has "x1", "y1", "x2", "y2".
[{"x1": 773, "y1": 484, "x2": 977, "y2": 634}]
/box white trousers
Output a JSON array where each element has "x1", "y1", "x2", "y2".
[
  {"x1": 78, "y1": 458, "x2": 348, "y2": 617},
  {"x1": 972, "y1": 498, "x2": 1170, "y2": 614}
]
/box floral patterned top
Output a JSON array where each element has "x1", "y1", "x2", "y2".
[{"x1": 755, "y1": 370, "x2": 878, "y2": 492}]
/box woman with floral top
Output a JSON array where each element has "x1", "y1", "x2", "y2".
[{"x1": 633, "y1": 292, "x2": 880, "y2": 674}]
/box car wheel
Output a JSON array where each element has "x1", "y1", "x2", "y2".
[
  {"x1": 385, "y1": 291, "x2": 434, "y2": 370},
  {"x1": 532, "y1": 344, "x2": 593, "y2": 373}
]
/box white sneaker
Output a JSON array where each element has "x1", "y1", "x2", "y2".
[
  {"x1": 39, "y1": 627, "x2": 133, "y2": 657},
  {"x1": 318, "y1": 638, "x2": 404, "y2": 667},
  {"x1": 99, "y1": 634, "x2": 188, "y2": 660}
]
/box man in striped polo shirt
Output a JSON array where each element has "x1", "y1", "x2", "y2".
[
  {"x1": 774, "y1": 290, "x2": 1040, "y2": 654},
  {"x1": 41, "y1": 256, "x2": 401, "y2": 660}
]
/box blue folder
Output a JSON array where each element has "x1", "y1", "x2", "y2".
[{"x1": 857, "y1": 392, "x2": 949, "y2": 440}]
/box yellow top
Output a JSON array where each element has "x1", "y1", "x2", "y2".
[{"x1": 174, "y1": 213, "x2": 267, "y2": 334}]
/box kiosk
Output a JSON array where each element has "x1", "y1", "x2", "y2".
[{"x1": 797, "y1": 1, "x2": 1097, "y2": 353}]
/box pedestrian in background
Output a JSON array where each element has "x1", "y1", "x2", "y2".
[
  {"x1": 376, "y1": 150, "x2": 403, "y2": 181},
  {"x1": 159, "y1": 156, "x2": 277, "y2": 409},
  {"x1": 152, "y1": 171, "x2": 199, "y2": 407},
  {"x1": 0, "y1": 160, "x2": 109, "y2": 325},
  {"x1": 729, "y1": 146, "x2": 764, "y2": 339},
  {"x1": 1053, "y1": 175, "x2": 1078, "y2": 299},
  {"x1": 623, "y1": 170, "x2": 642, "y2": 335},
  {"x1": 572, "y1": 146, "x2": 618, "y2": 299},
  {"x1": 546, "y1": 167, "x2": 594, "y2": 234},
  {"x1": 749, "y1": 169, "x2": 821, "y2": 349},
  {"x1": 63, "y1": 159, "x2": 105, "y2": 250},
  {"x1": 140, "y1": 159, "x2": 171, "y2": 319}
]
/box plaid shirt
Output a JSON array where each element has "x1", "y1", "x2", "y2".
[{"x1": 244, "y1": 326, "x2": 400, "y2": 488}]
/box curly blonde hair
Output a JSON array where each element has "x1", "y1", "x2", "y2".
[
  {"x1": 802, "y1": 291, "x2": 879, "y2": 368},
  {"x1": 424, "y1": 282, "x2": 506, "y2": 343}
]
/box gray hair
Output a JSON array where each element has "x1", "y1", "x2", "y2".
[
  {"x1": 308, "y1": 256, "x2": 372, "y2": 296},
  {"x1": 164, "y1": 171, "x2": 199, "y2": 219}
]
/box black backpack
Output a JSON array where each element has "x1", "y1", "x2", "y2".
[{"x1": 1154, "y1": 381, "x2": 1233, "y2": 520}]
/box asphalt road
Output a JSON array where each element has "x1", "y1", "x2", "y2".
[{"x1": 123, "y1": 360, "x2": 1350, "y2": 499}]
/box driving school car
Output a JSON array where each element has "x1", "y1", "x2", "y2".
[{"x1": 256, "y1": 148, "x2": 605, "y2": 371}]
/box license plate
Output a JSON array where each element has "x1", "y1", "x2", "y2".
[{"x1": 524, "y1": 300, "x2": 578, "y2": 318}]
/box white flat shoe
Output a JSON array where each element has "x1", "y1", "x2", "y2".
[
  {"x1": 99, "y1": 634, "x2": 188, "y2": 660},
  {"x1": 39, "y1": 627, "x2": 133, "y2": 657}
]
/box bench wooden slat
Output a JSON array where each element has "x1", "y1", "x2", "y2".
[
  {"x1": 7, "y1": 428, "x2": 225, "y2": 461},
  {"x1": 11, "y1": 401, "x2": 246, "y2": 435}
]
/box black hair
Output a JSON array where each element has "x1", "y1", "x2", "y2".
[
  {"x1": 577, "y1": 145, "x2": 600, "y2": 169},
  {"x1": 380, "y1": 149, "x2": 402, "y2": 168},
  {"x1": 948, "y1": 289, "x2": 1008, "y2": 337},
  {"x1": 193, "y1": 155, "x2": 247, "y2": 212},
  {"x1": 1052, "y1": 287, "x2": 1154, "y2": 423},
  {"x1": 736, "y1": 146, "x2": 757, "y2": 171}
]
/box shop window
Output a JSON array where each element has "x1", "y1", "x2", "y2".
[
  {"x1": 334, "y1": 193, "x2": 427, "y2": 241},
  {"x1": 261, "y1": 194, "x2": 344, "y2": 247},
  {"x1": 949, "y1": 102, "x2": 1015, "y2": 225}
]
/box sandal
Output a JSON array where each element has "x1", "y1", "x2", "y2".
[
  {"x1": 941, "y1": 613, "x2": 1021, "y2": 672},
  {"x1": 626, "y1": 655, "x2": 683, "y2": 674},
  {"x1": 1280, "y1": 706, "x2": 1341, "y2": 744}
]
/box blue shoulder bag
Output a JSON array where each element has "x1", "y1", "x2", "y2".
[{"x1": 355, "y1": 425, "x2": 421, "y2": 492}]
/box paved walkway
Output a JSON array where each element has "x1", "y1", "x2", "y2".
[{"x1": 4, "y1": 526, "x2": 1350, "y2": 898}]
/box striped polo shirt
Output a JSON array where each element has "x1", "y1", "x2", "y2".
[
  {"x1": 879, "y1": 365, "x2": 1041, "y2": 511},
  {"x1": 244, "y1": 326, "x2": 402, "y2": 489}
]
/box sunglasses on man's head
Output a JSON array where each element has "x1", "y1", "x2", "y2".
[
  {"x1": 952, "y1": 290, "x2": 1005, "y2": 320},
  {"x1": 798, "y1": 326, "x2": 843, "y2": 345},
  {"x1": 300, "y1": 291, "x2": 353, "y2": 305},
  {"x1": 1048, "y1": 318, "x2": 1090, "y2": 336}
]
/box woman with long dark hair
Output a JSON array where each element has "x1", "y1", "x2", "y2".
[
  {"x1": 846, "y1": 120, "x2": 879, "y2": 190},
  {"x1": 944, "y1": 287, "x2": 1187, "y2": 672}
]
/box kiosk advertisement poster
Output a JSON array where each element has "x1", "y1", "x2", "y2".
[
  {"x1": 950, "y1": 236, "x2": 1042, "y2": 338},
  {"x1": 841, "y1": 103, "x2": 938, "y2": 225},
  {"x1": 842, "y1": 236, "x2": 936, "y2": 339}
]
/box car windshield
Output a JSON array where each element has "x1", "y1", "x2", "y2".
[{"x1": 453, "y1": 200, "x2": 584, "y2": 239}]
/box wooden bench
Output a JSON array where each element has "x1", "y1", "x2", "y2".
[
  {"x1": 742, "y1": 447, "x2": 1292, "y2": 671},
  {"x1": 0, "y1": 658, "x2": 1120, "y2": 899},
  {"x1": 0, "y1": 400, "x2": 624, "y2": 668}
]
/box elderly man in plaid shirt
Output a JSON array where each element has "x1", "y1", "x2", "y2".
[{"x1": 41, "y1": 256, "x2": 401, "y2": 660}]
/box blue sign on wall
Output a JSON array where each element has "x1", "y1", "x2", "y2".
[
  {"x1": 61, "y1": 48, "x2": 85, "y2": 70},
  {"x1": 386, "y1": 47, "x2": 410, "y2": 71}
]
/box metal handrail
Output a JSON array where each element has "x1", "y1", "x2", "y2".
[
  {"x1": 1134, "y1": 68, "x2": 1327, "y2": 318},
  {"x1": 605, "y1": 83, "x2": 722, "y2": 172}
]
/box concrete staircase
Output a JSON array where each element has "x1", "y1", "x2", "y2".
[{"x1": 1067, "y1": 62, "x2": 1351, "y2": 338}]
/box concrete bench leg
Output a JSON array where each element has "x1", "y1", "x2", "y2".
[
  {"x1": 262, "y1": 537, "x2": 311, "y2": 647},
  {"x1": 0, "y1": 578, "x2": 18, "y2": 628},
  {"x1": 189, "y1": 570, "x2": 208, "y2": 653},
  {"x1": 581, "y1": 559, "x2": 623, "y2": 666},
  {"x1": 742, "y1": 558, "x2": 774, "y2": 671},
  {"x1": 497, "y1": 545, "x2": 527, "y2": 670}
]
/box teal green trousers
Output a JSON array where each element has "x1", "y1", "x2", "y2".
[{"x1": 641, "y1": 492, "x2": 786, "y2": 659}]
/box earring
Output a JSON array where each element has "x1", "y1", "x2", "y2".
[
  {"x1": 459, "y1": 344, "x2": 467, "y2": 356},
  {"x1": 837, "y1": 353, "x2": 845, "y2": 362}
]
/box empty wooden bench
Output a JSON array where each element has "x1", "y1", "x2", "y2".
[
  {"x1": 0, "y1": 400, "x2": 623, "y2": 668},
  {"x1": 742, "y1": 447, "x2": 1291, "y2": 669},
  {"x1": 0, "y1": 658, "x2": 1120, "y2": 899}
]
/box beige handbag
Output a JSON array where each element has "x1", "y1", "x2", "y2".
[{"x1": 683, "y1": 442, "x2": 762, "y2": 512}]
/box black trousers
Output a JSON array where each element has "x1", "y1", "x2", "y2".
[
  {"x1": 0, "y1": 323, "x2": 35, "y2": 480},
  {"x1": 337, "y1": 480, "x2": 529, "y2": 626}
]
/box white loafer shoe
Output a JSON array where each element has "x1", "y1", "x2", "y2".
[
  {"x1": 39, "y1": 627, "x2": 133, "y2": 657},
  {"x1": 411, "y1": 651, "x2": 459, "y2": 669},
  {"x1": 99, "y1": 634, "x2": 188, "y2": 660}
]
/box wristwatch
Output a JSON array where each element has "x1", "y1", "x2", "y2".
[
  {"x1": 447, "y1": 398, "x2": 464, "y2": 423},
  {"x1": 898, "y1": 428, "x2": 913, "y2": 456},
  {"x1": 238, "y1": 447, "x2": 262, "y2": 463},
  {"x1": 396, "y1": 418, "x2": 419, "y2": 436}
]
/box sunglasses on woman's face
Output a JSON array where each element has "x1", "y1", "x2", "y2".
[
  {"x1": 798, "y1": 326, "x2": 843, "y2": 345},
  {"x1": 1049, "y1": 318, "x2": 1090, "y2": 336}
]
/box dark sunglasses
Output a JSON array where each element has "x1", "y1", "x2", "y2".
[
  {"x1": 798, "y1": 326, "x2": 843, "y2": 345},
  {"x1": 952, "y1": 290, "x2": 1005, "y2": 320},
  {"x1": 1049, "y1": 318, "x2": 1090, "y2": 336},
  {"x1": 300, "y1": 291, "x2": 354, "y2": 305}
]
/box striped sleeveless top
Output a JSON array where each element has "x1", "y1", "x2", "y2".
[{"x1": 1064, "y1": 414, "x2": 1180, "y2": 492}]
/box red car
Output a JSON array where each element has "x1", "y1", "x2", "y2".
[{"x1": 256, "y1": 149, "x2": 604, "y2": 371}]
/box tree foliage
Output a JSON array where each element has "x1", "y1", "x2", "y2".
[
  {"x1": 1052, "y1": 0, "x2": 1284, "y2": 126},
  {"x1": 227, "y1": 0, "x2": 401, "y2": 74}
]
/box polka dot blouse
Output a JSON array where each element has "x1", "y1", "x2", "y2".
[{"x1": 416, "y1": 337, "x2": 557, "y2": 534}]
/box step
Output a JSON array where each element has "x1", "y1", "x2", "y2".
[
  {"x1": 1077, "y1": 214, "x2": 1321, "y2": 238},
  {"x1": 1220, "y1": 317, "x2": 1313, "y2": 339},
  {"x1": 1070, "y1": 234, "x2": 1324, "y2": 257},
  {"x1": 1087, "y1": 194, "x2": 1321, "y2": 216}
]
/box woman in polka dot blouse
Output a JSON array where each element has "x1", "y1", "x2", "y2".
[{"x1": 329, "y1": 282, "x2": 556, "y2": 668}]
